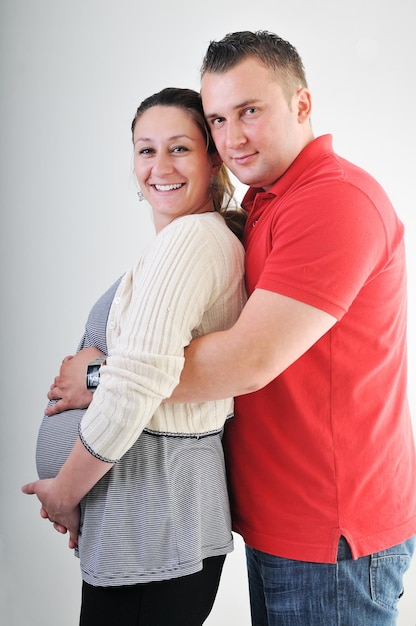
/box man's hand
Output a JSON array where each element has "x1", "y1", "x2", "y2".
[
  {"x1": 22, "y1": 478, "x2": 80, "y2": 549},
  {"x1": 46, "y1": 346, "x2": 104, "y2": 415}
]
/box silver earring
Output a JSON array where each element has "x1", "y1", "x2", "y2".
[{"x1": 137, "y1": 190, "x2": 144, "y2": 202}]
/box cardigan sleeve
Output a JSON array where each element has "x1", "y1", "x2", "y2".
[{"x1": 79, "y1": 214, "x2": 234, "y2": 461}]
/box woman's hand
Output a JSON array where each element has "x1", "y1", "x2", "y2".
[
  {"x1": 23, "y1": 437, "x2": 114, "y2": 549},
  {"x1": 46, "y1": 346, "x2": 104, "y2": 415},
  {"x1": 22, "y1": 478, "x2": 80, "y2": 549}
]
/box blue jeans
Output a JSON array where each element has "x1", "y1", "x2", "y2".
[{"x1": 245, "y1": 536, "x2": 415, "y2": 626}]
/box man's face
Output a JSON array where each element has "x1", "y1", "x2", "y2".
[{"x1": 201, "y1": 57, "x2": 311, "y2": 190}]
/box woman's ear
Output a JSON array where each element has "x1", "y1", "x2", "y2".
[{"x1": 210, "y1": 152, "x2": 223, "y2": 176}]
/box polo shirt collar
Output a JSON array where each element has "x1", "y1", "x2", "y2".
[{"x1": 242, "y1": 134, "x2": 334, "y2": 211}]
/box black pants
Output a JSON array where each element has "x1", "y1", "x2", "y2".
[{"x1": 79, "y1": 554, "x2": 226, "y2": 626}]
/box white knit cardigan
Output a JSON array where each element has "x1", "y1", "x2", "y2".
[{"x1": 79, "y1": 212, "x2": 246, "y2": 461}]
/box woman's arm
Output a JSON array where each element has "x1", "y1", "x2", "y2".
[{"x1": 24, "y1": 215, "x2": 241, "y2": 526}]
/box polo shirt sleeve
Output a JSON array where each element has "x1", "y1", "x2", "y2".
[{"x1": 256, "y1": 181, "x2": 397, "y2": 320}]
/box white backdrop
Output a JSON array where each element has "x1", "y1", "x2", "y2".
[{"x1": 1, "y1": 1, "x2": 415, "y2": 624}]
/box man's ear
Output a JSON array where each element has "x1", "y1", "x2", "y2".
[{"x1": 297, "y1": 87, "x2": 312, "y2": 122}]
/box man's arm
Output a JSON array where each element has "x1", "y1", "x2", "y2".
[
  {"x1": 169, "y1": 288, "x2": 337, "y2": 403},
  {"x1": 45, "y1": 290, "x2": 336, "y2": 409}
]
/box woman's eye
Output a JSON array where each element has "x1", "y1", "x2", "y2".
[
  {"x1": 171, "y1": 145, "x2": 189, "y2": 153},
  {"x1": 138, "y1": 147, "x2": 153, "y2": 156}
]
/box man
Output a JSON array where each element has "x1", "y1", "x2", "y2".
[
  {"x1": 25, "y1": 31, "x2": 416, "y2": 625},
  {"x1": 171, "y1": 30, "x2": 416, "y2": 625}
]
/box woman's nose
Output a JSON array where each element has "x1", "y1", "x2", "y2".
[{"x1": 152, "y1": 153, "x2": 174, "y2": 175}]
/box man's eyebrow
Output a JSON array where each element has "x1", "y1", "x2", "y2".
[{"x1": 205, "y1": 99, "x2": 261, "y2": 120}]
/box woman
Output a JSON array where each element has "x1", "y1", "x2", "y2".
[{"x1": 25, "y1": 87, "x2": 246, "y2": 625}]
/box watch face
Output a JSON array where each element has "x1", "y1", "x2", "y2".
[{"x1": 87, "y1": 364, "x2": 101, "y2": 389}]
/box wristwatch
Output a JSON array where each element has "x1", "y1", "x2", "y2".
[{"x1": 86, "y1": 356, "x2": 106, "y2": 392}]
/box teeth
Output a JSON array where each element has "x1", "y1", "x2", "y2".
[{"x1": 154, "y1": 183, "x2": 183, "y2": 191}]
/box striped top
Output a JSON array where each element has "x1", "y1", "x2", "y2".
[{"x1": 36, "y1": 212, "x2": 246, "y2": 585}]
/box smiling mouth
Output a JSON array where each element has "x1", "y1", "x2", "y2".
[
  {"x1": 153, "y1": 183, "x2": 184, "y2": 191},
  {"x1": 233, "y1": 152, "x2": 257, "y2": 165}
]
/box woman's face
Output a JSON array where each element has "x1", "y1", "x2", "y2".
[{"x1": 133, "y1": 105, "x2": 219, "y2": 232}]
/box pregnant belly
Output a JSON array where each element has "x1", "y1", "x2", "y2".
[{"x1": 36, "y1": 407, "x2": 86, "y2": 479}]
